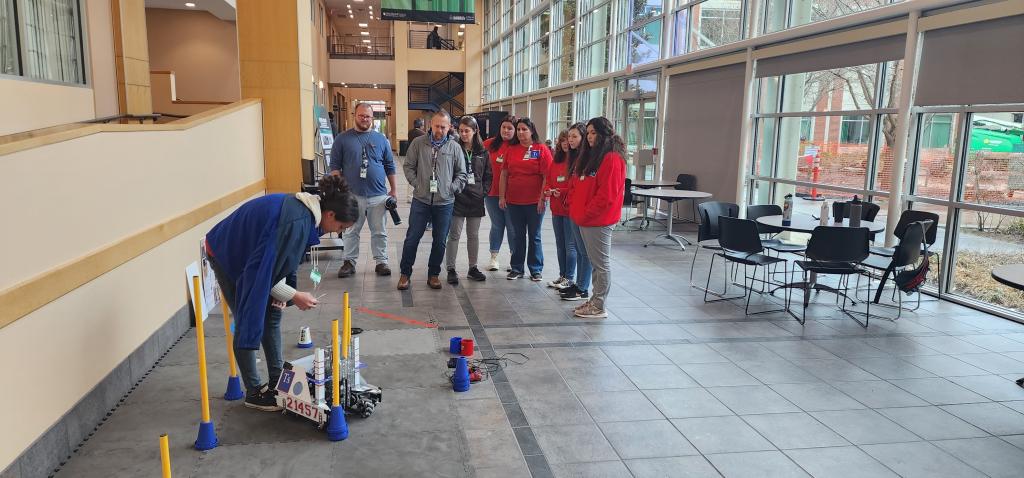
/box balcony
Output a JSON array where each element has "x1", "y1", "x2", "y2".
[{"x1": 329, "y1": 35, "x2": 394, "y2": 60}]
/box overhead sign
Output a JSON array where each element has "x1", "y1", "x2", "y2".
[{"x1": 381, "y1": 0, "x2": 475, "y2": 24}]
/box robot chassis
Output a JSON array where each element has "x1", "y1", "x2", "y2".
[{"x1": 273, "y1": 335, "x2": 382, "y2": 428}]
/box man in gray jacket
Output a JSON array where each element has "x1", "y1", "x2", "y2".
[{"x1": 398, "y1": 110, "x2": 467, "y2": 290}]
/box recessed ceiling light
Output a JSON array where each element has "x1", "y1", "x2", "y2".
[
  {"x1": 184, "y1": 2, "x2": 195, "y2": 7},
  {"x1": 346, "y1": 4, "x2": 351, "y2": 7},
  {"x1": 362, "y1": 39, "x2": 371, "y2": 43},
  {"x1": 318, "y1": 80, "x2": 324, "y2": 89},
  {"x1": 358, "y1": 23, "x2": 368, "y2": 27},
  {"x1": 360, "y1": 31, "x2": 369, "y2": 35},
  {"x1": 458, "y1": 31, "x2": 464, "y2": 36},
  {"x1": 460, "y1": 24, "x2": 465, "y2": 29}
]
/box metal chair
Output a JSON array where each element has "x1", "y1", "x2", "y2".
[
  {"x1": 620, "y1": 178, "x2": 646, "y2": 230},
  {"x1": 870, "y1": 210, "x2": 939, "y2": 257},
  {"x1": 860, "y1": 220, "x2": 932, "y2": 318},
  {"x1": 704, "y1": 217, "x2": 787, "y2": 315},
  {"x1": 690, "y1": 201, "x2": 739, "y2": 290},
  {"x1": 787, "y1": 226, "x2": 873, "y2": 327},
  {"x1": 832, "y1": 200, "x2": 881, "y2": 222},
  {"x1": 673, "y1": 174, "x2": 699, "y2": 222},
  {"x1": 746, "y1": 204, "x2": 807, "y2": 255}
]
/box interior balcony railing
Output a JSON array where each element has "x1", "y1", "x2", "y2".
[
  {"x1": 329, "y1": 35, "x2": 394, "y2": 59},
  {"x1": 407, "y1": 30, "x2": 459, "y2": 50}
]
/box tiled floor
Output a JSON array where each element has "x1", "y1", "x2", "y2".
[{"x1": 49, "y1": 192, "x2": 1024, "y2": 478}]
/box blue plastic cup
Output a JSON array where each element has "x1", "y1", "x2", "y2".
[{"x1": 449, "y1": 336, "x2": 462, "y2": 354}]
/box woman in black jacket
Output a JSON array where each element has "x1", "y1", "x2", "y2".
[{"x1": 445, "y1": 116, "x2": 493, "y2": 284}]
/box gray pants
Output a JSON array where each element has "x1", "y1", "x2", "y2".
[
  {"x1": 446, "y1": 215, "x2": 482, "y2": 269},
  {"x1": 578, "y1": 225, "x2": 614, "y2": 309},
  {"x1": 342, "y1": 194, "x2": 389, "y2": 265}
]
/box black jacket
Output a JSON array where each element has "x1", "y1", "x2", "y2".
[{"x1": 453, "y1": 147, "x2": 492, "y2": 217}]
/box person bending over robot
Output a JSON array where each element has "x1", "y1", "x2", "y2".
[{"x1": 205, "y1": 175, "x2": 359, "y2": 411}]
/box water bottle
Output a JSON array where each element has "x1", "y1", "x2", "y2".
[
  {"x1": 819, "y1": 200, "x2": 829, "y2": 226},
  {"x1": 782, "y1": 194, "x2": 793, "y2": 226},
  {"x1": 848, "y1": 195, "x2": 862, "y2": 228}
]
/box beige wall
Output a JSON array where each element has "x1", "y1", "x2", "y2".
[
  {"x1": 87, "y1": 0, "x2": 119, "y2": 117},
  {"x1": 329, "y1": 59, "x2": 396, "y2": 85},
  {"x1": 0, "y1": 102, "x2": 264, "y2": 469},
  {"x1": 150, "y1": 71, "x2": 231, "y2": 116},
  {"x1": 0, "y1": 79, "x2": 95, "y2": 136},
  {"x1": 145, "y1": 8, "x2": 241, "y2": 103}
]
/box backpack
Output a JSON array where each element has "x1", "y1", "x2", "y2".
[{"x1": 893, "y1": 222, "x2": 930, "y2": 294}]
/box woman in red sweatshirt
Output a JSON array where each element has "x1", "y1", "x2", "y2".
[
  {"x1": 544, "y1": 128, "x2": 577, "y2": 290},
  {"x1": 566, "y1": 117, "x2": 626, "y2": 319},
  {"x1": 483, "y1": 116, "x2": 517, "y2": 271}
]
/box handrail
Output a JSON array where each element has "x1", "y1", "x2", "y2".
[
  {"x1": 408, "y1": 30, "x2": 459, "y2": 50},
  {"x1": 328, "y1": 35, "x2": 394, "y2": 58},
  {"x1": 86, "y1": 113, "x2": 162, "y2": 124},
  {"x1": 0, "y1": 99, "x2": 262, "y2": 157}
]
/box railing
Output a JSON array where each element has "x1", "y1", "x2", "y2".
[
  {"x1": 407, "y1": 30, "x2": 459, "y2": 50},
  {"x1": 328, "y1": 35, "x2": 394, "y2": 59}
]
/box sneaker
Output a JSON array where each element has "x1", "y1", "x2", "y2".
[
  {"x1": 375, "y1": 263, "x2": 392, "y2": 276},
  {"x1": 574, "y1": 302, "x2": 607, "y2": 319},
  {"x1": 548, "y1": 277, "x2": 568, "y2": 289},
  {"x1": 447, "y1": 269, "x2": 459, "y2": 285},
  {"x1": 467, "y1": 266, "x2": 487, "y2": 281},
  {"x1": 337, "y1": 260, "x2": 355, "y2": 278},
  {"x1": 560, "y1": 285, "x2": 588, "y2": 301},
  {"x1": 488, "y1": 253, "x2": 500, "y2": 271},
  {"x1": 244, "y1": 385, "x2": 283, "y2": 412},
  {"x1": 530, "y1": 272, "x2": 543, "y2": 282},
  {"x1": 506, "y1": 271, "x2": 524, "y2": 280}
]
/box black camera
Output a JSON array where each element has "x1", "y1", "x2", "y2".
[{"x1": 385, "y1": 196, "x2": 401, "y2": 225}]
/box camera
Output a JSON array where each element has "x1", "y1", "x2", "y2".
[{"x1": 385, "y1": 196, "x2": 401, "y2": 225}]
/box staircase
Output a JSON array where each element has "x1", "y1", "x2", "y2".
[{"x1": 409, "y1": 73, "x2": 464, "y2": 117}]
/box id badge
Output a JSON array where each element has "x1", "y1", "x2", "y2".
[
  {"x1": 496, "y1": 155, "x2": 504, "y2": 164},
  {"x1": 429, "y1": 179, "x2": 439, "y2": 193},
  {"x1": 467, "y1": 175, "x2": 476, "y2": 185},
  {"x1": 556, "y1": 175, "x2": 566, "y2": 182},
  {"x1": 359, "y1": 167, "x2": 368, "y2": 179}
]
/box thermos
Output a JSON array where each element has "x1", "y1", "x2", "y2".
[
  {"x1": 782, "y1": 194, "x2": 793, "y2": 226},
  {"x1": 819, "y1": 200, "x2": 829, "y2": 226},
  {"x1": 849, "y1": 195, "x2": 862, "y2": 228}
]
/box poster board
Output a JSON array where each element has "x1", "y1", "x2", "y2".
[{"x1": 381, "y1": 0, "x2": 475, "y2": 24}]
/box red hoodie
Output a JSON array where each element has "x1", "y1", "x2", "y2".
[
  {"x1": 483, "y1": 137, "x2": 510, "y2": 197},
  {"x1": 568, "y1": 152, "x2": 626, "y2": 227},
  {"x1": 546, "y1": 158, "x2": 572, "y2": 216}
]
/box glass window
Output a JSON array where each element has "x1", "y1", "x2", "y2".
[
  {"x1": 914, "y1": 113, "x2": 960, "y2": 200},
  {"x1": 580, "y1": 3, "x2": 610, "y2": 45},
  {"x1": 1, "y1": 0, "x2": 18, "y2": 75},
  {"x1": 763, "y1": 0, "x2": 892, "y2": 33},
  {"x1": 961, "y1": 113, "x2": 1024, "y2": 211},
  {"x1": 630, "y1": 0, "x2": 663, "y2": 23},
  {"x1": 552, "y1": 0, "x2": 577, "y2": 29},
  {"x1": 575, "y1": 87, "x2": 607, "y2": 121},
  {"x1": 840, "y1": 115, "x2": 870, "y2": 144},
  {"x1": 549, "y1": 100, "x2": 574, "y2": 140},
  {"x1": 691, "y1": 0, "x2": 743, "y2": 50},
  {"x1": 672, "y1": 8, "x2": 688, "y2": 56},
  {"x1": 951, "y1": 209, "x2": 1024, "y2": 315},
  {"x1": 10, "y1": 0, "x2": 85, "y2": 84},
  {"x1": 629, "y1": 20, "x2": 662, "y2": 65},
  {"x1": 579, "y1": 40, "x2": 608, "y2": 79}
]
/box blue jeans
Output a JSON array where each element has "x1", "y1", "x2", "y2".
[
  {"x1": 571, "y1": 220, "x2": 592, "y2": 291},
  {"x1": 401, "y1": 199, "x2": 454, "y2": 277},
  {"x1": 508, "y1": 203, "x2": 544, "y2": 275},
  {"x1": 484, "y1": 196, "x2": 511, "y2": 253},
  {"x1": 552, "y1": 214, "x2": 577, "y2": 281},
  {"x1": 209, "y1": 257, "x2": 282, "y2": 394}
]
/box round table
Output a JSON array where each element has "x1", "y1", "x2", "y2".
[
  {"x1": 755, "y1": 214, "x2": 886, "y2": 234},
  {"x1": 624, "y1": 180, "x2": 681, "y2": 230},
  {"x1": 633, "y1": 189, "x2": 713, "y2": 250},
  {"x1": 992, "y1": 264, "x2": 1024, "y2": 291},
  {"x1": 631, "y1": 180, "x2": 680, "y2": 188}
]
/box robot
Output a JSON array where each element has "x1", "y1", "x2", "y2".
[{"x1": 274, "y1": 335, "x2": 382, "y2": 428}]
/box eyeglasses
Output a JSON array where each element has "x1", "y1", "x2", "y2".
[{"x1": 356, "y1": 114, "x2": 373, "y2": 119}]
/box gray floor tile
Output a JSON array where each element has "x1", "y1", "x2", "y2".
[
  {"x1": 932, "y1": 437, "x2": 1024, "y2": 478},
  {"x1": 830, "y1": 380, "x2": 930, "y2": 408},
  {"x1": 734, "y1": 359, "x2": 821, "y2": 384},
  {"x1": 741, "y1": 412, "x2": 849, "y2": 449},
  {"x1": 624, "y1": 456, "x2": 723, "y2": 478},
  {"x1": 876, "y1": 406, "x2": 988, "y2": 440},
  {"x1": 901, "y1": 354, "x2": 990, "y2": 377},
  {"x1": 941, "y1": 402, "x2": 1024, "y2": 435},
  {"x1": 757, "y1": 341, "x2": 838, "y2": 359},
  {"x1": 809, "y1": 409, "x2": 920, "y2": 445},
  {"x1": 465, "y1": 428, "x2": 524, "y2": 470},
  {"x1": 577, "y1": 390, "x2": 663, "y2": 422},
  {"x1": 598, "y1": 420, "x2": 699, "y2": 459},
  {"x1": 958, "y1": 334, "x2": 1024, "y2": 352},
  {"x1": 861, "y1": 441, "x2": 986, "y2": 478},
  {"x1": 678, "y1": 363, "x2": 761, "y2": 387},
  {"x1": 519, "y1": 395, "x2": 594, "y2": 426},
  {"x1": 528, "y1": 326, "x2": 591, "y2": 343},
  {"x1": 329, "y1": 429, "x2": 470, "y2": 478},
  {"x1": 846, "y1": 357, "x2": 936, "y2": 379},
  {"x1": 783, "y1": 446, "x2": 898, "y2": 478},
  {"x1": 655, "y1": 343, "x2": 730, "y2": 364},
  {"x1": 908, "y1": 336, "x2": 993, "y2": 354},
  {"x1": 192, "y1": 442, "x2": 335, "y2": 477},
  {"x1": 632, "y1": 324, "x2": 693, "y2": 341},
  {"x1": 545, "y1": 347, "x2": 615, "y2": 369},
  {"x1": 621, "y1": 364, "x2": 700, "y2": 389},
  {"x1": 600, "y1": 345, "x2": 673, "y2": 366},
  {"x1": 550, "y1": 460, "x2": 633, "y2": 478},
  {"x1": 644, "y1": 388, "x2": 735, "y2": 419},
  {"x1": 769, "y1": 382, "x2": 866, "y2": 412},
  {"x1": 560, "y1": 366, "x2": 637, "y2": 393},
  {"x1": 889, "y1": 377, "x2": 990, "y2": 405},
  {"x1": 952, "y1": 353, "x2": 1024, "y2": 375},
  {"x1": 582, "y1": 325, "x2": 645, "y2": 342},
  {"x1": 1002, "y1": 434, "x2": 1024, "y2": 450},
  {"x1": 670, "y1": 416, "x2": 775, "y2": 454},
  {"x1": 809, "y1": 339, "x2": 893, "y2": 358},
  {"x1": 947, "y1": 374, "x2": 1024, "y2": 401},
  {"x1": 1002, "y1": 400, "x2": 1024, "y2": 414},
  {"x1": 707, "y1": 385, "x2": 801, "y2": 415},
  {"x1": 485, "y1": 327, "x2": 537, "y2": 345},
  {"x1": 708, "y1": 342, "x2": 781, "y2": 362},
  {"x1": 506, "y1": 366, "x2": 574, "y2": 398},
  {"x1": 474, "y1": 462, "x2": 532, "y2": 478},
  {"x1": 791, "y1": 358, "x2": 879, "y2": 382},
  {"x1": 532, "y1": 424, "x2": 618, "y2": 464},
  {"x1": 862, "y1": 337, "x2": 941, "y2": 356},
  {"x1": 456, "y1": 399, "x2": 510, "y2": 430},
  {"x1": 705, "y1": 450, "x2": 810, "y2": 478}
]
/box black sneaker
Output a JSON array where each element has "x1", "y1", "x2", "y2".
[
  {"x1": 447, "y1": 269, "x2": 459, "y2": 285},
  {"x1": 507, "y1": 271, "x2": 524, "y2": 280},
  {"x1": 244, "y1": 385, "x2": 283, "y2": 412},
  {"x1": 530, "y1": 272, "x2": 543, "y2": 282},
  {"x1": 560, "y1": 285, "x2": 588, "y2": 301},
  {"x1": 467, "y1": 266, "x2": 486, "y2": 281}
]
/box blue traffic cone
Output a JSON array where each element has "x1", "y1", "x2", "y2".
[
  {"x1": 223, "y1": 375, "x2": 244, "y2": 401},
  {"x1": 453, "y1": 356, "x2": 471, "y2": 392},
  {"x1": 194, "y1": 420, "x2": 218, "y2": 450},
  {"x1": 327, "y1": 405, "x2": 349, "y2": 441}
]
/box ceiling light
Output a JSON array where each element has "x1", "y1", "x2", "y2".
[
  {"x1": 368, "y1": 5, "x2": 373, "y2": 9},
  {"x1": 346, "y1": 4, "x2": 351, "y2": 7},
  {"x1": 358, "y1": 23, "x2": 368, "y2": 27},
  {"x1": 362, "y1": 39, "x2": 371, "y2": 43},
  {"x1": 373, "y1": 84, "x2": 377, "y2": 88},
  {"x1": 460, "y1": 24, "x2": 465, "y2": 29},
  {"x1": 318, "y1": 80, "x2": 324, "y2": 89},
  {"x1": 361, "y1": 31, "x2": 369, "y2": 35},
  {"x1": 458, "y1": 31, "x2": 464, "y2": 36},
  {"x1": 184, "y1": 2, "x2": 195, "y2": 6}
]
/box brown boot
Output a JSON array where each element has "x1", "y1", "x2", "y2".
[
  {"x1": 375, "y1": 263, "x2": 392, "y2": 276},
  {"x1": 397, "y1": 274, "x2": 410, "y2": 290},
  {"x1": 427, "y1": 276, "x2": 442, "y2": 289},
  {"x1": 337, "y1": 260, "x2": 355, "y2": 278}
]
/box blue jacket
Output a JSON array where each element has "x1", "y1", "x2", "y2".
[{"x1": 206, "y1": 194, "x2": 320, "y2": 349}]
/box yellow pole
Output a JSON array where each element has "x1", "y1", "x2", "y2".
[
  {"x1": 192, "y1": 276, "x2": 212, "y2": 423},
  {"x1": 159, "y1": 433, "x2": 172, "y2": 478},
  {"x1": 331, "y1": 319, "x2": 340, "y2": 407},
  {"x1": 219, "y1": 294, "x2": 238, "y2": 378},
  {"x1": 342, "y1": 302, "x2": 351, "y2": 360}
]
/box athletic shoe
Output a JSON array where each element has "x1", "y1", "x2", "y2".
[
  {"x1": 506, "y1": 271, "x2": 524, "y2": 280},
  {"x1": 447, "y1": 269, "x2": 459, "y2": 285},
  {"x1": 574, "y1": 302, "x2": 607, "y2": 319},
  {"x1": 244, "y1": 385, "x2": 283, "y2": 412},
  {"x1": 560, "y1": 285, "x2": 588, "y2": 301},
  {"x1": 530, "y1": 273, "x2": 543, "y2": 282},
  {"x1": 548, "y1": 277, "x2": 568, "y2": 289},
  {"x1": 488, "y1": 253, "x2": 500, "y2": 271},
  {"x1": 467, "y1": 266, "x2": 487, "y2": 281}
]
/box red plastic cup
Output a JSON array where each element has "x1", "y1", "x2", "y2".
[{"x1": 460, "y1": 338, "x2": 475, "y2": 356}]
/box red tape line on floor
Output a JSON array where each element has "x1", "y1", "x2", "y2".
[{"x1": 355, "y1": 307, "x2": 438, "y2": 328}]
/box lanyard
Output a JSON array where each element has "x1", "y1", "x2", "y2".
[
  {"x1": 464, "y1": 149, "x2": 475, "y2": 175},
  {"x1": 431, "y1": 146, "x2": 439, "y2": 180}
]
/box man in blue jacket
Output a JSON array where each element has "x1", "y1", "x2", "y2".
[{"x1": 330, "y1": 103, "x2": 397, "y2": 278}]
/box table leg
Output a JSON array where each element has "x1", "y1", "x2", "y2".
[{"x1": 644, "y1": 199, "x2": 688, "y2": 250}]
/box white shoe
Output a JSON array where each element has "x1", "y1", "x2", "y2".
[
  {"x1": 488, "y1": 253, "x2": 500, "y2": 271},
  {"x1": 548, "y1": 277, "x2": 568, "y2": 289}
]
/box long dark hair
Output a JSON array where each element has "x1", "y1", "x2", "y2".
[
  {"x1": 552, "y1": 130, "x2": 570, "y2": 164},
  {"x1": 578, "y1": 117, "x2": 626, "y2": 176},
  {"x1": 566, "y1": 122, "x2": 587, "y2": 175},
  {"x1": 458, "y1": 116, "x2": 486, "y2": 154},
  {"x1": 487, "y1": 115, "x2": 517, "y2": 152},
  {"x1": 318, "y1": 175, "x2": 359, "y2": 223},
  {"x1": 511, "y1": 118, "x2": 540, "y2": 146}
]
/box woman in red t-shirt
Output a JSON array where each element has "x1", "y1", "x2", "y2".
[
  {"x1": 499, "y1": 118, "x2": 552, "y2": 281},
  {"x1": 483, "y1": 117, "x2": 516, "y2": 272},
  {"x1": 566, "y1": 117, "x2": 626, "y2": 319},
  {"x1": 544, "y1": 126, "x2": 582, "y2": 291}
]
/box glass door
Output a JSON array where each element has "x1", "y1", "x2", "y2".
[{"x1": 622, "y1": 98, "x2": 659, "y2": 180}]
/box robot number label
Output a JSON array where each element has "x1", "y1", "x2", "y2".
[{"x1": 284, "y1": 395, "x2": 323, "y2": 421}]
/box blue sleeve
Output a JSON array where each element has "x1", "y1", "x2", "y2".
[
  {"x1": 233, "y1": 233, "x2": 277, "y2": 350},
  {"x1": 329, "y1": 134, "x2": 343, "y2": 173},
  {"x1": 381, "y1": 135, "x2": 396, "y2": 175}
]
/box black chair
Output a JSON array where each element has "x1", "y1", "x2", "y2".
[
  {"x1": 832, "y1": 200, "x2": 881, "y2": 222},
  {"x1": 690, "y1": 201, "x2": 739, "y2": 289},
  {"x1": 620, "y1": 178, "x2": 646, "y2": 229},
  {"x1": 674, "y1": 174, "x2": 698, "y2": 222},
  {"x1": 788, "y1": 226, "x2": 873, "y2": 327},
  {"x1": 746, "y1": 205, "x2": 807, "y2": 255},
  {"x1": 705, "y1": 217, "x2": 787, "y2": 315},
  {"x1": 859, "y1": 220, "x2": 932, "y2": 318},
  {"x1": 870, "y1": 210, "x2": 939, "y2": 257}
]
